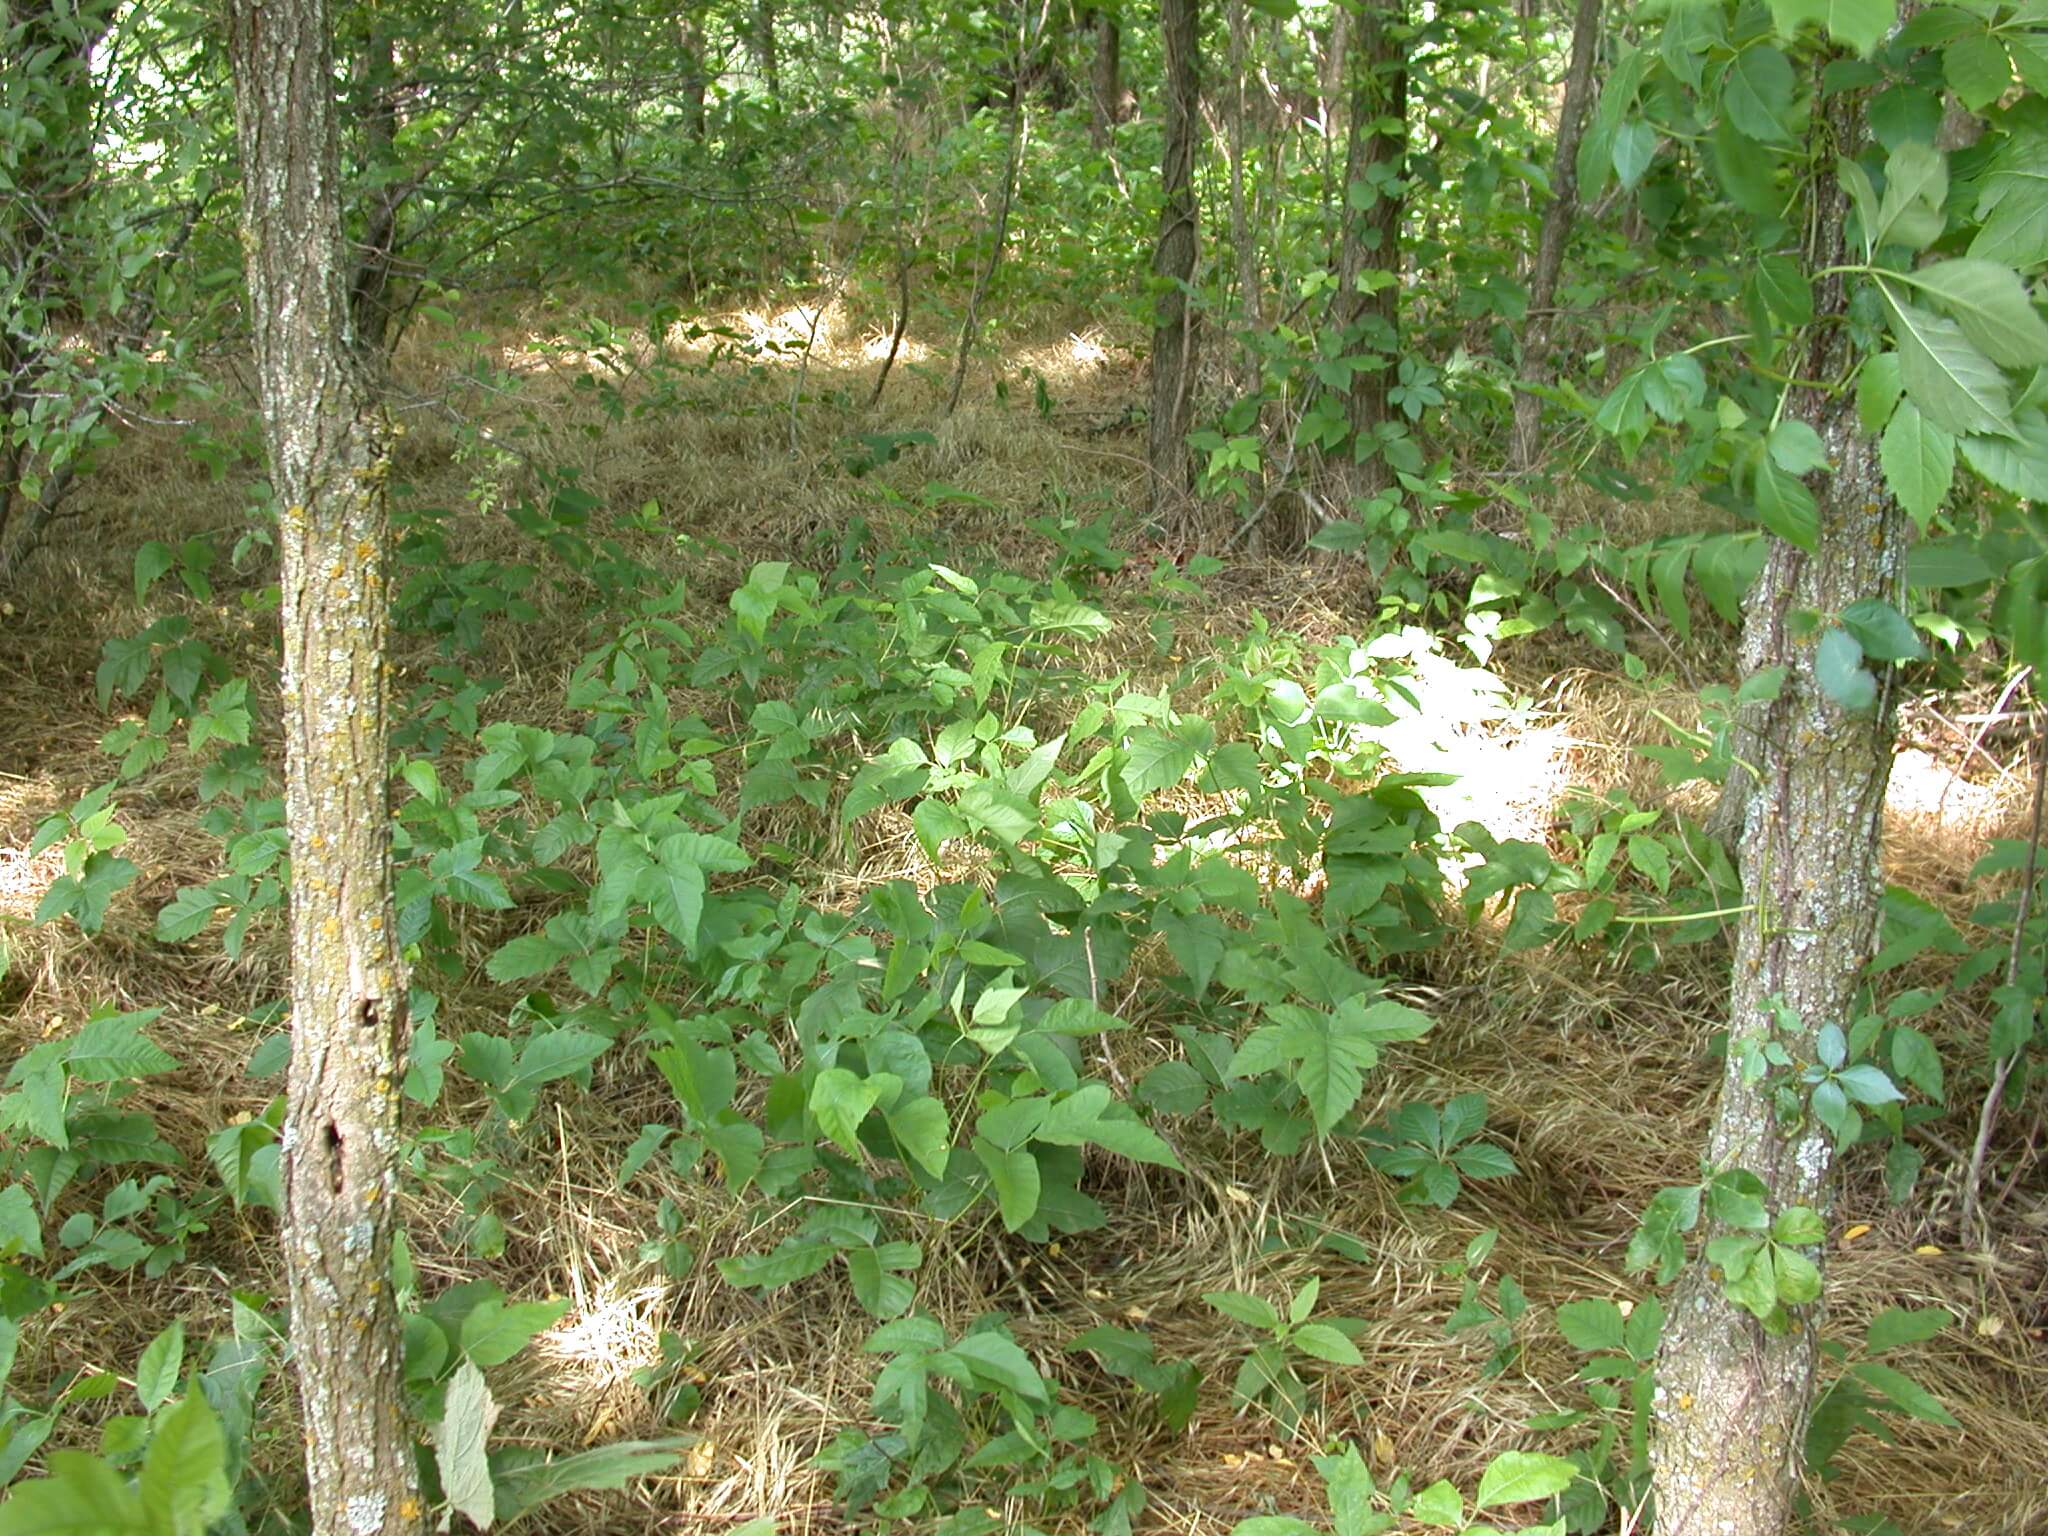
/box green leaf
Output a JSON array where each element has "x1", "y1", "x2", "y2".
[
  {"x1": 1313, "y1": 1442, "x2": 1378, "y2": 1536},
  {"x1": 1944, "y1": 32, "x2": 2012, "y2": 112},
  {"x1": 1825, "y1": 0, "x2": 1896, "y2": 56},
  {"x1": 460, "y1": 1296, "x2": 569, "y2": 1366},
  {"x1": 1874, "y1": 142, "x2": 1949, "y2": 253},
  {"x1": 1901, "y1": 259, "x2": 2048, "y2": 369},
  {"x1": 1751, "y1": 459, "x2": 1819, "y2": 550},
  {"x1": 134, "y1": 1321, "x2": 185, "y2": 1411},
  {"x1": 1890, "y1": 1026, "x2": 1944, "y2": 1101},
  {"x1": 1771, "y1": 1205, "x2": 1826, "y2": 1246},
  {"x1": 1858, "y1": 353, "x2": 1904, "y2": 433},
  {"x1": 1612, "y1": 120, "x2": 1656, "y2": 189},
  {"x1": 1121, "y1": 726, "x2": 1200, "y2": 797},
  {"x1": 956, "y1": 780, "x2": 1037, "y2": 843},
  {"x1": 138, "y1": 1394, "x2": 230, "y2": 1536},
  {"x1": 886, "y1": 1097, "x2": 952, "y2": 1178},
  {"x1": 65, "y1": 1010, "x2": 176, "y2": 1082},
  {"x1": 1204, "y1": 1290, "x2": 1282, "y2": 1332},
  {"x1": 435, "y1": 1358, "x2": 499, "y2": 1530},
  {"x1": 948, "y1": 1331, "x2": 1048, "y2": 1403},
  {"x1": 1723, "y1": 46, "x2": 1797, "y2": 145},
  {"x1": 1852, "y1": 1359, "x2": 1960, "y2": 1425},
  {"x1": 1756, "y1": 254, "x2": 1814, "y2": 324},
  {"x1": 976, "y1": 1138, "x2": 1042, "y2": 1231},
  {"x1": 1817, "y1": 628, "x2": 1878, "y2": 712},
  {"x1": 1961, "y1": 411, "x2": 2048, "y2": 499},
  {"x1": 1865, "y1": 1305, "x2": 1952, "y2": 1355},
  {"x1": 485, "y1": 933, "x2": 564, "y2": 983},
  {"x1": 1839, "y1": 598, "x2": 1927, "y2": 661},
  {"x1": 0, "y1": 1187, "x2": 44, "y2": 1261},
  {"x1": 810, "y1": 1068, "x2": 882, "y2": 1156},
  {"x1": 0, "y1": 1452, "x2": 149, "y2": 1533},
  {"x1": 1880, "y1": 401, "x2": 1955, "y2": 531},
  {"x1": 1475, "y1": 1449, "x2": 1578, "y2": 1508},
  {"x1": 491, "y1": 1440, "x2": 692, "y2": 1524},
  {"x1": 1555, "y1": 1299, "x2": 1626, "y2": 1354},
  {"x1": 1767, "y1": 420, "x2": 1829, "y2": 476},
  {"x1": 1882, "y1": 290, "x2": 2015, "y2": 437},
  {"x1": 1409, "y1": 1480, "x2": 1463, "y2": 1528},
  {"x1": 1290, "y1": 1323, "x2": 1364, "y2": 1365}
]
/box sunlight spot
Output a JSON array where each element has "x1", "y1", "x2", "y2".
[
  {"x1": 540, "y1": 1282, "x2": 668, "y2": 1385},
  {"x1": 1886, "y1": 747, "x2": 2001, "y2": 830},
  {"x1": 861, "y1": 329, "x2": 931, "y2": 364}
]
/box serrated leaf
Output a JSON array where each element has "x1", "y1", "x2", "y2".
[
  {"x1": 1556, "y1": 1299, "x2": 1626, "y2": 1354},
  {"x1": 1902, "y1": 259, "x2": 2048, "y2": 369},
  {"x1": 1944, "y1": 32, "x2": 2012, "y2": 111},
  {"x1": 1882, "y1": 289, "x2": 2016, "y2": 437},
  {"x1": 1756, "y1": 253, "x2": 1814, "y2": 324},
  {"x1": 1961, "y1": 411, "x2": 2048, "y2": 499},
  {"x1": 957, "y1": 780, "x2": 1037, "y2": 842},
  {"x1": 134, "y1": 1321, "x2": 185, "y2": 1411},
  {"x1": 1859, "y1": 353, "x2": 1904, "y2": 433},
  {"x1": 1881, "y1": 401, "x2": 1955, "y2": 531},
  {"x1": 1724, "y1": 45, "x2": 1797, "y2": 144},
  {"x1": 1290, "y1": 1322, "x2": 1364, "y2": 1365},
  {"x1": 1751, "y1": 459, "x2": 1819, "y2": 550}
]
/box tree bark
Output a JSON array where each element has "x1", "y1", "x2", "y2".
[
  {"x1": 1224, "y1": 0, "x2": 1262, "y2": 393},
  {"x1": 1087, "y1": 9, "x2": 1124, "y2": 146},
  {"x1": 1651, "y1": 77, "x2": 1905, "y2": 1536},
  {"x1": 679, "y1": 12, "x2": 709, "y2": 137},
  {"x1": 750, "y1": 0, "x2": 779, "y2": 96},
  {"x1": 944, "y1": 80, "x2": 1026, "y2": 417},
  {"x1": 1511, "y1": 0, "x2": 1602, "y2": 473},
  {"x1": 1148, "y1": 0, "x2": 1202, "y2": 523},
  {"x1": 227, "y1": 0, "x2": 422, "y2": 1531},
  {"x1": 1331, "y1": 0, "x2": 1406, "y2": 505},
  {"x1": 347, "y1": 24, "x2": 401, "y2": 358}
]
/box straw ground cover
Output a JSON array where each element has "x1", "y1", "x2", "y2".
[{"x1": 0, "y1": 307, "x2": 2042, "y2": 1535}]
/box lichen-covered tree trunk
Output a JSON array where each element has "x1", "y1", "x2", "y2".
[
  {"x1": 1511, "y1": 0, "x2": 1602, "y2": 473},
  {"x1": 226, "y1": 0, "x2": 422, "y2": 1531},
  {"x1": 1147, "y1": 0, "x2": 1202, "y2": 523},
  {"x1": 1650, "y1": 80, "x2": 1904, "y2": 1536},
  {"x1": 1333, "y1": 0, "x2": 1406, "y2": 503}
]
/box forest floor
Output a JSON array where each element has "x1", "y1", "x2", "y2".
[{"x1": 1, "y1": 294, "x2": 2044, "y2": 1534}]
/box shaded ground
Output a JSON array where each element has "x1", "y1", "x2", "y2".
[{"x1": 0, "y1": 297, "x2": 2042, "y2": 1534}]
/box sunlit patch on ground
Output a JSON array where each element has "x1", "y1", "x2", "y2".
[
  {"x1": 859, "y1": 328, "x2": 931, "y2": 364},
  {"x1": 0, "y1": 774, "x2": 64, "y2": 922},
  {"x1": 1885, "y1": 746, "x2": 2005, "y2": 831},
  {"x1": 1012, "y1": 328, "x2": 1123, "y2": 390},
  {"x1": 536, "y1": 1281, "x2": 671, "y2": 1441}
]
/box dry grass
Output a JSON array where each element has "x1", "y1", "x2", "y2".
[{"x1": 0, "y1": 303, "x2": 2043, "y2": 1535}]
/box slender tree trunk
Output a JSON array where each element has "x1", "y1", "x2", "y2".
[
  {"x1": 1088, "y1": 9, "x2": 1123, "y2": 146},
  {"x1": 679, "y1": 13, "x2": 709, "y2": 138},
  {"x1": 348, "y1": 25, "x2": 401, "y2": 358},
  {"x1": 1225, "y1": 0, "x2": 1262, "y2": 393},
  {"x1": 1331, "y1": 0, "x2": 1406, "y2": 504},
  {"x1": 227, "y1": 1, "x2": 422, "y2": 1531},
  {"x1": 1148, "y1": 0, "x2": 1202, "y2": 523},
  {"x1": 1511, "y1": 0, "x2": 1602, "y2": 472},
  {"x1": 750, "y1": 0, "x2": 779, "y2": 96},
  {"x1": 1651, "y1": 77, "x2": 1904, "y2": 1536},
  {"x1": 945, "y1": 79, "x2": 1026, "y2": 416}
]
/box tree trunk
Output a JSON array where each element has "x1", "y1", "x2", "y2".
[
  {"x1": 750, "y1": 0, "x2": 779, "y2": 96},
  {"x1": 1088, "y1": 9, "x2": 1123, "y2": 146},
  {"x1": 226, "y1": 0, "x2": 422, "y2": 1531},
  {"x1": 1148, "y1": 0, "x2": 1202, "y2": 523},
  {"x1": 1331, "y1": 0, "x2": 1406, "y2": 504},
  {"x1": 944, "y1": 81, "x2": 1026, "y2": 417},
  {"x1": 680, "y1": 14, "x2": 709, "y2": 138},
  {"x1": 348, "y1": 25, "x2": 401, "y2": 358},
  {"x1": 1511, "y1": 0, "x2": 1602, "y2": 473},
  {"x1": 1651, "y1": 78, "x2": 1904, "y2": 1536},
  {"x1": 1224, "y1": 0, "x2": 1262, "y2": 393}
]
